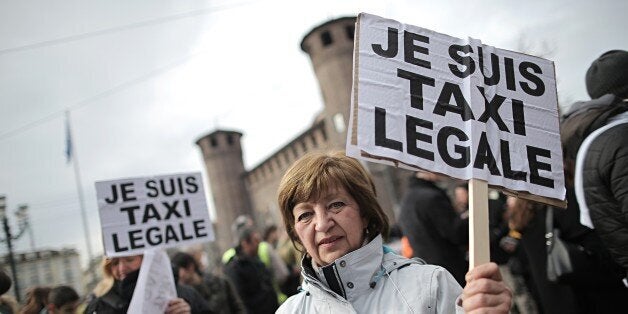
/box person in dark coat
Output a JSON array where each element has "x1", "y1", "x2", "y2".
[
  {"x1": 562, "y1": 49, "x2": 628, "y2": 286},
  {"x1": 398, "y1": 171, "x2": 469, "y2": 286},
  {"x1": 172, "y1": 252, "x2": 246, "y2": 314},
  {"x1": 224, "y1": 227, "x2": 278, "y2": 314},
  {"x1": 555, "y1": 49, "x2": 628, "y2": 313},
  {"x1": 507, "y1": 197, "x2": 580, "y2": 314}
]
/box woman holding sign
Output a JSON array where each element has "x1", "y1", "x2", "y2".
[
  {"x1": 84, "y1": 255, "x2": 208, "y2": 314},
  {"x1": 276, "y1": 151, "x2": 511, "y2": 313}
]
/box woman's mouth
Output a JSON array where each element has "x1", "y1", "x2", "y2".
[{"x1": 318, "y1": 235, "x2": 342, "y2": 247}]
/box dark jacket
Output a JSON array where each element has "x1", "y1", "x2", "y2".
[
  {"x1": 398, "y1": 176, "x2": 469, "y2": 286},
  {"x1": 84, "y1": 270, "x2": 212, "y2": 314},
  {"x1": 550, "y1": 94, "x2": 628, "y2": 313},
  {"x1": 562, "y1": 94, "x2": 628, "y2": 274},
  {"x1": 189, "y1": 273, "x2": 246, "y2": 314},
  {"x1": 224, "y1": 247, "x2": 278, "y2": 314}
]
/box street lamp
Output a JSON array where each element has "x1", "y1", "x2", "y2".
[{"x1": 0, "y1": 195, "x2": 31, "y2": 302}]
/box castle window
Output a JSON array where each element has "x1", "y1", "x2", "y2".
[
  {"x1": 320, "y1": 127, "x2": 328, "y2": 141},
  {"x1": 346, "y1": 25, "x2": 355, "y2": 40},
  {"x1": 321, "y1": 30, "x2": 332, "y2": 46},
  {"x1": 310, "y1": 133, "x2": 318, "y2": 147},
  {"x1": 291, "y1": 145, "x2": 298, "y2": 159},
  {"x1": 227, "y1": 134, "x2": 234, "y2": 145},
  {"x1": 210, "y1": 136, "x2": 218, "y2": 147}
]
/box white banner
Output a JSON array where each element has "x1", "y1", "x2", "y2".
[
  {"x1": 128, "y1": 250, "x2": 177, "y2": 314},
  {"x1": 348, "y1": 13, "x2": 565, "y2": 204},
  {"x1": 96, "y1": 172, "x2": 214, "y2": 257}
]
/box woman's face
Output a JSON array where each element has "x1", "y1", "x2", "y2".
[
  {"x1": 293, "y1": 185, "x2": 367, "y2": 266},
  {"x1": 111, "y1": 255, "x2": 143, "y2": 280}
]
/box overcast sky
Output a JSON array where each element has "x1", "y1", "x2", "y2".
[{"x1": 1, "y1": 0, "x2": 626, "y2": 266}]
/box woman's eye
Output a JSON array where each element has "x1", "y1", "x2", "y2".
[
  {"x1": 296, "y1": 212, "x2": 313, "y2": 222},
  {"x1": 329, "y1": 201, "x2": 345, "y2": 210}
]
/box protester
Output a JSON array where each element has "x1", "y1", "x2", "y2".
[
  {"x1": 539, "y1": 49, "x2": 628, "y2": 313},
  {"x1": 222, "y1": 216, "x2": 289, "y2": 303},
  {"x1": 263, "y1": 225, "x2": 280, "y2": 248},
  {"x1": 508, "y1": 185, "x2": 628, "y2": 313},
  {"x1": 506, "y1": 197, "x2": 579, "y2": 313},
  {"x1": 276, "y1": 151, "x2": 511, "y2": 313},
  {"x1": 489, "y1": 196, "x2": 539, "y2": 314},
  {"x1": 43, "y1": 286, "x2": 79, "y2": 314},
  {"x1": 84, "y1": 255, "x2": 209, "y2": 314},
  {"x1": 398, "y1": 171, "x2": 469, "y2": 286},
  {"x1": 0, "y1": 268, "x2": 16, "y2": 314},
  {"x1": 82, "y1": 257, "x2": 115, "y2": 312},
  {"x1": 223, "y1": 227, "x2": 278, "y2": 314},
  {"x1": 562, "y1": 49, "x2": 628, "y2": 287},
  {"x1": 20, "y1": 286, "x2": 51, "y2": 314},
  {"x1": 171, "y1": 252, "x2": 246, "y2": 314},
  {"x1": 276, "y1": 235, "x2": 302, "y2": 298}
]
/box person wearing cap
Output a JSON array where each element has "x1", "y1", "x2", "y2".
[{"x1": 560, "y1": 50, "x2": 628, "y2": 311}]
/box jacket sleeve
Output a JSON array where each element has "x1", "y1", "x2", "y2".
[{"x1": 429, "y1": 266, "x2": 464, "y2": 313}]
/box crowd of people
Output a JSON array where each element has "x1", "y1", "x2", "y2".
[{"x1": 0, "y1": 50, "x2": 626, "y2": 313}]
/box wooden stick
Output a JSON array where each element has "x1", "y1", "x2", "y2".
[{"x1": 469, "y1": 178, "x2": 490, "y2": 269}]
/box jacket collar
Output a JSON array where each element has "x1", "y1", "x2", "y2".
[{"x1": 301, "y1": 235, "x2": 385, "y2": 302}]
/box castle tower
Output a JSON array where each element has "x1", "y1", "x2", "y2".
[
  {"x1": 301, "y1": 16, "x2": 407, "y2": 221},
  {"x1": 195, "y1": 130, "x2": 253, "y2": 254},
  {"x1": 300, "y1": 17, "x2": 356, "y2": 146}
]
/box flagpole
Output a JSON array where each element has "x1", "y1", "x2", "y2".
[{"x1": 65, "y1": 110, "x2": 95, "y2": 270}]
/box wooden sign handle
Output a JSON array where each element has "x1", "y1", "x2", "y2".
[{"x1": 469, "y1": 178, "x2": 490, "y2": 269}]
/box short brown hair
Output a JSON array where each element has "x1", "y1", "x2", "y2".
[{"x1": 277, "y1": 151, "x2": 389, "y2": 252}]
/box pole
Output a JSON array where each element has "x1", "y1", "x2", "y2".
[
  {"x1": 468, "y1": 178, "x2": 490, "y2": 269},
  {"x1": 2, "y1": 216, "x2": 20, "y2": 302},
  {"x1": 27, "y1": 223, "x2": 35, "y2": 251},
  {"x1": 65, "y1": 111, "x2": 95, "y2": 267}
]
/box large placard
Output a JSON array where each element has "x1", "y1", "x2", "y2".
[{"x1": 348, "y1": 13, "x2": 565, "y2": 206}]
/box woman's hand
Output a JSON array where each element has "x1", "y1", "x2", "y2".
[
  {"x1": 461, "y1": 262, "x2": 512, "y2": 314},
  {"x1": 165, "y1": 298, "x2": 191, "y2": 314}
]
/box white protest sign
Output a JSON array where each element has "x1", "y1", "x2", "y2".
[
  {"x1": 348, "y1": 13, "x2": 565, "y2": 206},
  {"x1": 96, "y1": 172, "x2": 214, "y2": 257},
  {"x1": 128, "y1": 249, "x2": 177, "y2": 314}
]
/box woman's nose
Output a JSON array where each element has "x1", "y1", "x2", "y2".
[{"x1": 314, "y1": 210, "x2": 334, "y2": 232}]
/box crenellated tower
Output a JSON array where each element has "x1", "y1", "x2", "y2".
[
  {"x1": 300, "y1": 17, "x2": 356, "y2": 147},
  {"x1": 195, "y1": 130, "x2": 253, "y2": 255}
]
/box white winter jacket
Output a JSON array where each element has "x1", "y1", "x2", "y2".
[{"x1": 277, "y1": 235, "x2": 464, "y2": 313}]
